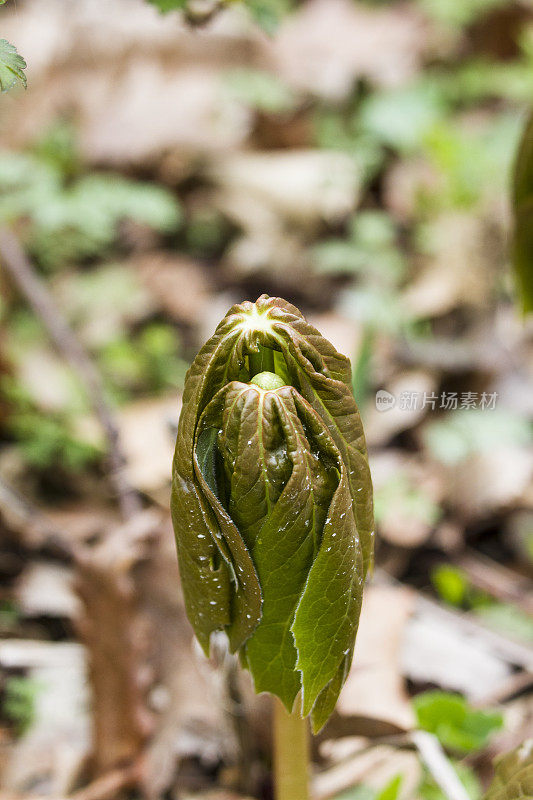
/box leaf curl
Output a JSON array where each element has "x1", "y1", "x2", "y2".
[{"x1": 171, "y1": 295, "x2": 373, "y2": 728}]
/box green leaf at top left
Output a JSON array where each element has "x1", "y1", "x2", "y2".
[{"x1": 0, "y1": 39, "x2": 27, "y2": 93}]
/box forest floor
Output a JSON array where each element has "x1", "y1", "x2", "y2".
[{"x1": 0, "y1": 1, "x2": 532, "y2": 798}]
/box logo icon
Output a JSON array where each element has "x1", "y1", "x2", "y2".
[{"x1": 375, "y1": 390, "x2": 395, "y2": 412}]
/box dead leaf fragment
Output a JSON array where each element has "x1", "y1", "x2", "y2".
[
  {"x1": 208, "y1": 149, "x2": 361, "y2": 225},
  {"x1": 275, "y1": 0, "x2": 427, "y2": 100},
  {"x1": 15, "y1": 561, "x2": 80, "y2": 619},
  {"x1": 402, "y1": 606, "x2": 512, "y2": 700},
  {"x1": 134, "y1": 253, "x2": 213, "y2": 326},
  {"x1": 365, "y1": 370, "x2": 438, "y2": 447},
  {"x1": 448, "y1": 448, "x2": 533, "y2": 520},
  {"x1": 0, "y1": 640, "x2": 90, "y2": 795},
  {"x1": 117, "y1": 394, "x2": 180, "y2": 493},
  {"x1": 314, "y1": 745, "x2": 420, "y2": 800},
  {"x1": 403, "y1": 214, "x2": 498, "y2": 317}
]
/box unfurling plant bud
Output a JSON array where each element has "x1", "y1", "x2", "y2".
[{"x1": 171, "y1": 295, "x2": 374, "y2": 731}]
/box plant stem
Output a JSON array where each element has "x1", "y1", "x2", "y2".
[{"x1": 273, "y1": 698, "x2": 310, "y2": 800}]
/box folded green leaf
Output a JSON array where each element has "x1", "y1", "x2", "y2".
[
  {"x1": 171, "y1": 295, "x2": 374, "y2": 730},
  {"x1": 483, "y1": 740, "x2": 533, "y2": 800}
]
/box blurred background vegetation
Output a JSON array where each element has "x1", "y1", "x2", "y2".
[{"x1": 0, "y1": 1, "x2": 532, "y2": 799}]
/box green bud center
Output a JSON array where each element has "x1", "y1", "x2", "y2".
[{"x1": 249, "y1": 371, "x2": 286, "y2": 391}]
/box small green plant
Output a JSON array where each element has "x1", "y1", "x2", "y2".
[
  {"x1": 311, "y1": 211, "x2": 405, "y2": 283},
  {"x1": 475, "y1": 603, "x2": 533, "y2": 643},
  {"x1": 414, "y1": 691, "x2": 503, "y2": 755},
  {"x1": 375, "y1": 473, "x2": 441, "y2": 531},
  {"x1": 358, "y1": 81, "x2": 448, "y2": 155},
  {"x1": 431, "y1": 565, "x2": 470, "y2": 607},
  {"x1": 223, "y1": 68, "x2": 296, "y2": 114},
  {"x1": 147, "y1": 0, "x2": 294, "y2": 32},
  {"x1": 0, "y1": 127, "x2": 181, "y2": 270},
  {"x1": 432, "y1": 564, "x2": 533, "y2": 643},
  {"x1": 0, "y1": 600, "x2": 19, "y2": 630},
  {"x1": 334, "y1": 776, "x2": 403, "y2": 800},
  {"x1": 2, "y1": 676, "x2": 41, "y2": 735},
  {"x1": 2, "y1": 376, "x2": 101, "y2": 471},
  {"x1": 7, "y1": 407, "x2": 101, "y2": 471},
  {"x1": 100, "y1": 323, "x2": 188, "y2": 399}
]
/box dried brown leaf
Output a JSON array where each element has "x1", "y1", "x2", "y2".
[
  {"x1": 117, "y1": 394, "x2": 180, "y2": 493},
  {"x1": 134, "y1": 253, "x2": 213, "y2": 326},
  {"x1": 274, "y1": 0, "x2": 428, "y2": 101}
]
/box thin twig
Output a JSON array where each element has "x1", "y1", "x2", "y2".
[
  {"x1": 374, "y1": 568, "x2": 533, "y2": 671},
  {"x1": 411, "y1": 731, "x2": 470, "y2": 800},
  {"x1": 0, "y1": 476, "x2": 76, "y2": 559},
  {"x1": 473, "y1": 670, "x2": 533, "y2": 708},
  {"x1": 313, "y1": 750, "x2": 398, "y2": 800},
  {"x1": 0, "y1": 227, "x2": 141, "y2": 520},
  {"x1": 71, "y1": 761, "x2": 141, "y2": 800},
  {"x1": 456, "y1": 550, "x2": 533, "y2": 616},
  {"x1": 414, "y1": 593, "x2": 533, "y2": 671}
]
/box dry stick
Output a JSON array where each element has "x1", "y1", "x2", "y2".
[
  {"x1": 0, "y1": 476, "x2": 76, "y2": 559},
  {"x1": 0, "y1": 227, "x2": 141, "y2": 521},
  {"x1": 374, "y1": 568, "x2": 533, "y2": 671},
  {"x1": 0, "y1": 476, "x2": 156, "y2": 784},
  {"x1": 314, "y1": 731, "x2": 471, "y2": 800},
  {"x1": 456, "y1": 550, "x2": 533, "y2": 616},
  {"x1": 70, "y1": 762, "x2": 141, "y2": 800},
  {"x1": 411, "y1": 731, "x2": 470, "y2": 800},
  {"x1": 473, "y1": 669, "x2": 533, "y2": 708},
  {"x1": 414, "y1": 592, "x2": 533, "y2": 671},
  {"x1": 313, "y1": 735, "x2": 411, "y2": 800},
  {"x1": 0, "y1": 763, "x2": 140, "y2": 800}
]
